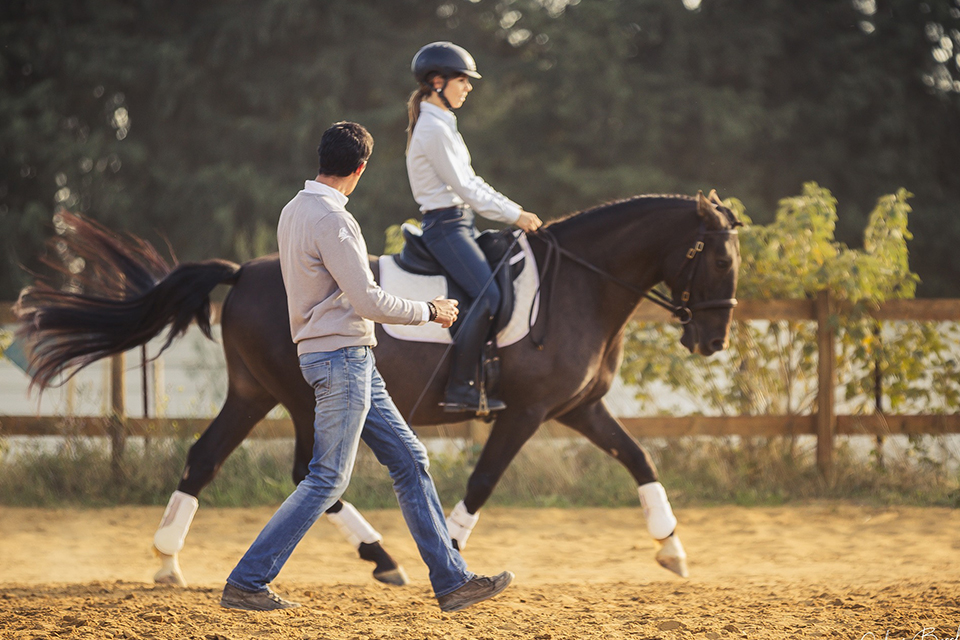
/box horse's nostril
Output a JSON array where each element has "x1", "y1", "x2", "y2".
[{"x1": 709, "y1": 338, "x2": 726, "y2": 352}]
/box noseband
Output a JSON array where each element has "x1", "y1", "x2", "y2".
[{"x1": 531, "y1": 221, "x2": 739, "y2": 347}]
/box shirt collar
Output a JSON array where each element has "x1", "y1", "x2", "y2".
[
  {"x1": 303, "y1": 179, "x2": 349, "y2": 208},
  {"x1": 419, "y1": 101, "x2": 457, "y2": 127}
]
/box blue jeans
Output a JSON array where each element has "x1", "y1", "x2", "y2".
[
  {"x1": 226, "y1": 346, "x2": 472, "y2": 597},
  {"x1": 421, "y1": 206, "x2": 500, "y2": 318}
]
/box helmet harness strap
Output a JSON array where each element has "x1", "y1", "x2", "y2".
[{"x1": 436, "y1": 75, "x2": 454, "y2": 111}]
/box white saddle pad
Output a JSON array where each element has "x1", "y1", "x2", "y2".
[{"x1": 380, "y1": 232, "x2": 540, "y2": 346}]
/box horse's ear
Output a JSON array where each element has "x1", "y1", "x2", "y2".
[
  {"x1": 708, "y1": 189, "x2": 723, "y2": 207},
  {"x1": 697, "y1": 190, "x2": 709, "y2": 210},
  {"x1": 697, "y1": 190, "x2": 725, "y2": 230}
]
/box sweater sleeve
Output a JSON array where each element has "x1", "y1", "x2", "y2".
[
  {"x1": 315, "y1": 214, "x2": 428, "y2": 326},
  {"x1": 423, "y1": 125, "x2": 522, "y2": 224}
]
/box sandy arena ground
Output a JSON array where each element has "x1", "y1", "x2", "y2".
[{"x1": 1, "y1": 503, "x2": 959, "y2": 639}]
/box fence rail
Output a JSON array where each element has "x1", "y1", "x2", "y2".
[{"x1": 4, "y1": 296, "x2": 960, "y2": 477}]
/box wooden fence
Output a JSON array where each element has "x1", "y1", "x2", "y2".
[{"x1": 3, "y1": 296, "x2": 960, "y2": 477}]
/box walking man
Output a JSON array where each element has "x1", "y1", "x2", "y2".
[{"x1": 220, "y1": 121, "x2": 513, "y2": 613}]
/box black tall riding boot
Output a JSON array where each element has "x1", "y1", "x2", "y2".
[{"x1": 442, "y1": 308, "x2": 507, "y2": 415}]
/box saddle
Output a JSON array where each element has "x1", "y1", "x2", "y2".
[
  {"x1": 393, "y1": 223, "x2": 525, "y2": 337},
  {"x1": 394, "y1": 223, "x2": 526, "y2": 416}
]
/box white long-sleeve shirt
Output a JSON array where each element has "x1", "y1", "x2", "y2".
[
  {"x1": 277, "y1": 180, "x2": 429, "y2": 355},
  {"x1": 406, "y1": 102, "x2": 522, "y2": 224}
]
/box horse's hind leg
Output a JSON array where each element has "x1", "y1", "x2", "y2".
[
  {"x1": 556, "y1": 400, "x2": 689, "y2": 578},
  {"x1": 324, "y1": 500, "x2": 409, "y2": 586},
  {"x1": 281, "y1": 386, "x2": 410, "y2": 586},
  {"x1": 154, "y1": 374, "x2": 277, "y2": 587}
]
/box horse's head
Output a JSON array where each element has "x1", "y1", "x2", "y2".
[{"x1": 667, "y1": 190, "x2": 741, "y2": 356}]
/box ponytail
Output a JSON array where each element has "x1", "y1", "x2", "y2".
[{"x1": 406, "y1": 85, "x2": 434, "y2": 151}]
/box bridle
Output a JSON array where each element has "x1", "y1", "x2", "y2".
[
  {"x1": 529, "y1": 221, "x2": 740, "y2": 347},
  {"x1": 644, "y1": 222, "x2": 741, "y2": 324}
]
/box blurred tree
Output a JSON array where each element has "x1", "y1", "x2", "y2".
[
  {"x1": 0, "y1": 0, "x2": 452, "y2": 296},
  {"x1": 2, "y1": 0, "x2": 958, "y2": 298},
  {"x1": 460, "y1": 0, "x2": 960, "y2": 293}
]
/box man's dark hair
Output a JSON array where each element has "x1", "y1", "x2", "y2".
[{"x1": 317, "y1": 121, "x2": 374, "y2": 177}]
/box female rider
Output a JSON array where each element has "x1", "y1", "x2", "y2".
[{"x1": 406, "y1": 41, "x2": 542, "y2": 414}]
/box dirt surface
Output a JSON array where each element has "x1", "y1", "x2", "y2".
[{"x1": 1, "y1": 503, "x2": 959, "y2": 640}]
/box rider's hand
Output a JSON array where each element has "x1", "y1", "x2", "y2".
[
  {"x1": 430, "y1": 297, "x2": 459, "y2": 329},
  {"x1": 516, "y1": 210, "x2": 543, "y2": 233}
]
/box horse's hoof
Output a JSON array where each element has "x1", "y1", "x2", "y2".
[
  {"x1": 373, "y1": 565, "x2": 409, "y2": 586},
  {"x1": 655, "y1": 534, "x2": 689, "y2": 578},
  {"x1": 154, "y1": 569, "x2": 187, "y2": 587},
  {"x1": 153, "y1": 547, "x2": 188, "y2": 587}
]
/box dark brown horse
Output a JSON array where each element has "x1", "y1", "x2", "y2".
[{"x1": 16, "y1": 190, "x2": 741, "y2": 585}]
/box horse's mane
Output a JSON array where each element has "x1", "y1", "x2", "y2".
[
  {"x1": 543, "y1": 194, "x2": 696, "y2": 231},
  {"x1": 543, "y1": 192, "x2": 740, "y2": 231}
]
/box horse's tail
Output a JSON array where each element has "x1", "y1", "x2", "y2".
[{"x1": 15, "y1": 212, "x2": 241, "y2": 390}]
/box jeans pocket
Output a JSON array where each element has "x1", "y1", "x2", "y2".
[
  {"x1": 344, "y1": 346, "x2": 369, "y2": 362},
  {"x1": 300, "y1": 360, "x2": 332, "y2": 398}
]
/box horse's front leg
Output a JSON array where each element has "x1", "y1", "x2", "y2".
[
  {"x1": 557, "y1": 400, "x2": 689, "y2": 578},
  {"x1": 449, "y1": 407, "x2": 545, "y2": 550}
]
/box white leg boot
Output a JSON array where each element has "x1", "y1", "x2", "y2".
[
  {"x1": 152, "y1": 490, "x2": 198, "y2": 587},
  {"x1": 638, "y1": 482, "x2": 688, "y2": 578},
  {"x1": 326, "y1": 501, "x2": 383, "y2": 548},
  {"x1": 446, "y1": 500, "x2": 480, "y2": 550}
]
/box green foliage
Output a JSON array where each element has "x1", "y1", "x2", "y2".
[
  {"x1": 653, "y1": 436, "x2": 960, "y2": 507},
  {"x1": 2, "y1": 432, "x2": 957, "y2": 508},
  {"x1": 383, "y1": 219, "x2": 419, "y2": 255},
  {"x1": 0, "y1": 436, "x2": 295, "y2": 507},
  {"x1": 736, "y1": 183, "x2": 918, "y2": 302},
  {"x1": 623, "y1": 184, "x2": 960, "y2": 424}
]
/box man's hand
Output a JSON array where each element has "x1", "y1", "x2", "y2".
[
  {"x1": 431, "y1": 297, "x2": 459, "y2": 329},
  {"x1": 516, "y1": 210, "x2": 543, "y2": 233}
]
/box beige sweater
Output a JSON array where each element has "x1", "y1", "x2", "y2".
[{"x1": 277, "y1": 180, "x2": 428, "y2": 355}]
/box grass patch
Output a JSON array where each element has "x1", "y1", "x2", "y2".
[
  {"x1": 0, "y1": 438, "x2": 296, "y2": 507},
  {"x1": 1, "y1": 433, "x2": 958, "y2": 508},
  {"x1": 654, "y1": 436, "x2": 960, "y2": 508}
]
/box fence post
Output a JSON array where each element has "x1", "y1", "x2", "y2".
[
  {"x1": 66, "y1": 376, "x2": 77, "y2": 416},
  {"x1": 109, "y1": 352, "x2": 127, "y2": 476},
  {"x1": 873, "y1": 321, "x2": 885, "y2": 469},
  {"x1": 816, "y1": 290, "x2": 835, "y2": 478},
  {"x1": 154, "y1": 356, "x2": 165, "y2": 417},
  {"x1": 141, "y1": 344, "x2": 149, "y2": 418}
]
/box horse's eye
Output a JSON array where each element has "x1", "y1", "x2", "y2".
[{"x1": 716, "y1": 258, "x2": 732, "y2": 270}]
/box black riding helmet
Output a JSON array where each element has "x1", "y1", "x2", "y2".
[{"x1": 411, "y1": 42, "x2": 482, "y2": 84}]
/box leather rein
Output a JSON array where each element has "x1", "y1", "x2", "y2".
[{"x1": 528, "y1": 222, "x2": 739, "y2": 348}]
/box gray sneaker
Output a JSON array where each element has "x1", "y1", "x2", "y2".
[
  {"x1": 220, "y1": 583, "x2": 301, "y2": 611},
  {"x1": 437, "y1": 571, "x2": 514, "y2": 612}
]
